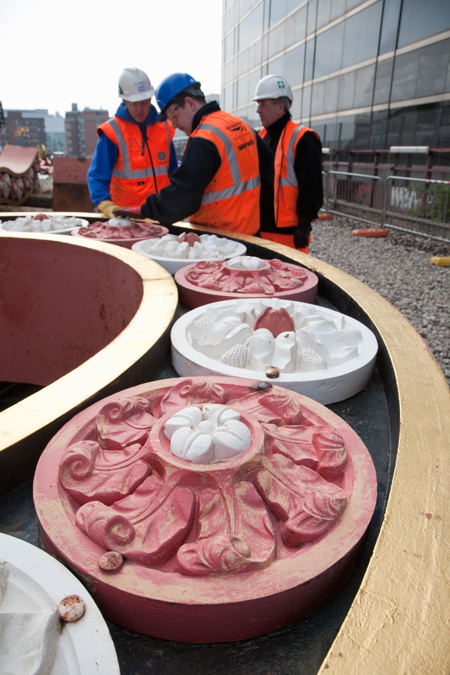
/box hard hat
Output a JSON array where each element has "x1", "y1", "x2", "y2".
[
  {"x1": 156, "y1": 73, "x2": 201, "y2": 115},
  {"x1": 118, "y1": 68, "x2": 154, "y2": 102},
  {"x1": 253, "y1": 75, "x2": 293, "y2": 103}
]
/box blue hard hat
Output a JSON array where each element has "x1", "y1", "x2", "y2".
[{"x1": 156, "y1": 73, "x2": 201, "y2": 116}]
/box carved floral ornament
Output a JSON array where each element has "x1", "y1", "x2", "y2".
[
  {"x1": 58, "y1": 378, "x2": 352, "y2": 578},
  {"x1": 183, "y1": 299, "x2": 370, "y2": 373},
  {"x1": 183, "y1": 256, "x2": 314, "y2": 295}
]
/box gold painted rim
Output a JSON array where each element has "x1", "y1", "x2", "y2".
[
  {"x1": 175, "y1": 223, "x2": 450, "y2": 673},
  {"x1": 1, "y1": 216, "x2": 448, "y2": 668},
  {"x1": 0, "y1": 228, "x2": 178, "y2": 455}
]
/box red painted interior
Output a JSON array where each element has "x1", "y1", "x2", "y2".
[{"x1": 0, "y1": 237, "x2": 143, "y2": 386}]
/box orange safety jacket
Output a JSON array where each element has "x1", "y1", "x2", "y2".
[
  {"x1": 260, "y1": 121, "x2": 320, "y2": 228},
  {"x1": 98, "y1": 117, "x2": 174, "y2": 208},
  {"x1": 189, "y1": 111, "x2": 261, "y2": 235}
]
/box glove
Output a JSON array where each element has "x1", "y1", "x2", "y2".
[
  {"x1": 98, "y1": 200, "x2": 120, "y2": 219},
  {"x1": 294, "y1": 222, "x2": 312, "y2": 250}
]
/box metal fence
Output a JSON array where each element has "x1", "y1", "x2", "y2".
[{"x1": 324, "y1": 170, "x2": 450, "y2": 241}]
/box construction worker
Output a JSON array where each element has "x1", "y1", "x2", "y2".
[
  {"x1": 253, "y1": 75, "x2": 323, "y2": 252},
  {"x1": 87, "y1": 67, "x2": 177, "y2": 218},
  {"x1": 121, "y1": 72, "x2": 273, "y2": 235}
]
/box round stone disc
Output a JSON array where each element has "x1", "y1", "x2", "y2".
[{"x1": 34, "y1": 375, "x2": 377, "y2": 643}]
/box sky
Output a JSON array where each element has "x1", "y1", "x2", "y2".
[{"x1": 1, "y1": 0, "x2": 223, "y2": 117}]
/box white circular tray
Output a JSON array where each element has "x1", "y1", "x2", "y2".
[
  {"x1": 171, "y1": 299, "x2": 379, "y2": 405},
  {"x1": 0, "y1": 533, "x2": 120, "y2": 675},
  {"x1": 0, "y1": 215, "x2": 88, "y2": 234}
]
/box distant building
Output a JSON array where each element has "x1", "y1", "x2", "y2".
[
  {"x1": 64, "y1": 103, "x2": 109, "y2": 158},
  {"x1": 3, "y1": 109, "x2": 65, "y2": 154},
  {"x1": 4, "y1": 110, "x2": 46, "y2": 148}
]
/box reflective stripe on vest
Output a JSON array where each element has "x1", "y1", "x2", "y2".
[
  {"x1": 109, "y1": 119, "x2": 170, "y2": 180},
  {"x1": 279, "y1": 125, "x2": 309, "y2": 188},
  {"x1": 189, "y1": 111, "x2": 261, "y2": 234},
  {"x1": 98, "y1": 115, "x2": 173, "y2": 207},
  {"x1": 196, "y1": 122, "x2": 260, "y2": 204},
  {"x1": 261, "y1": 122, "x2": 318, "y2": 228}
]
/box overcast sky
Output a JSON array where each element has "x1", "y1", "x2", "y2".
[{"x1": 1, "y1": 0, "x2": 223, "y2": 116}]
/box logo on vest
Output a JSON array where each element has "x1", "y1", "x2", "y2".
[{"x1": 158, "y1": 151, "x2": 166, "y2": 160}]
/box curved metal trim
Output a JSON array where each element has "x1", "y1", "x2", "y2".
[{"x1": 173, "y1": 222, "x2": 450, "y2": 673}]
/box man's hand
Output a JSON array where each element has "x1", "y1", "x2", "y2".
[
  {"x1": 98, "y1": 200, "x2": 120, "y2": 219},
  {"x1": 113, "y1": 208, "x2": 144, "y2": 220},
  {"x1": 294, "y1": 223, "x2": 311, "y2": 250}
]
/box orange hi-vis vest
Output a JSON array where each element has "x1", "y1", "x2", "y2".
[
  {"x1": 189, "y1": 111, "x2": 261, "y2": 235},
  {"x1": 98, "y1": 117, "x2": 174, "y2": 208},
  {"x1": 260, "y1": 121, "x2": 320, "y2": 228}
]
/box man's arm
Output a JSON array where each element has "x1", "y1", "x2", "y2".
[
  {"x1": 256, "y1": 134, "x2": 275, "y2": 231},
  {"x1": 87, "y1": 134, "x2": 118, "y2": 206},
  {"x1": 294, "y1": 131, "x2": 323, "y2": 246},
  {"x1": 141, "y1": 138, "x2": 220, "y2": 225}
]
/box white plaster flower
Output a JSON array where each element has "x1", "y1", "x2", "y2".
[{"x1": 164, "y1": 405, "x2": 251, "y2": 464}]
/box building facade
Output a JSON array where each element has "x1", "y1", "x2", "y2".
[
  {"x1": 3, "y1": 109, "x2": 65, "y2": 154},
  {"x1": 223, "y1": 0, "x2": 450, "y2": 156},
  {"x1": 4, "y1": 110, "x2": 46, "y2": 149},
  {"x1": 64, "y1": 104, "x2": 109, "y2": 158}
]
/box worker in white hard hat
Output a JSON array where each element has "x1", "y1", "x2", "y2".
[
  {"x1": 253, "y1": 74, "x2": 323, "y2": 252},
  {"x1": 87, "y1": 67, "x2": 178, "y2": 218}
]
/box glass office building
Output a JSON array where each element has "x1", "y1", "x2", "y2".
[{"x1": 222, "y1": 0, "x2": 450, "y2": 152}]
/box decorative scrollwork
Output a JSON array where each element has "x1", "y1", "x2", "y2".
[{"x1": 58, "y1": 379, "x2": 351, "y2": 576}]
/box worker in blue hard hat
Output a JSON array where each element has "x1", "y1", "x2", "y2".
[
  {"x1": 119, "y1": 72, "x2": 274, "y2": 235},
  {"x1": 87, "y1": 67, "x2": 178, "y2": 218}
]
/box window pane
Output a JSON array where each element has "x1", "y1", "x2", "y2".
[
  {"x1": 398, "y1": 0, "x2": 450, "y2": 48},
  {"x1": 317, "y1": 0, "x2": 331, "y2": 29},
  {"x1": 268, "y1": 54, "x2": 285, "y2": 77},
  {"x1": 239, "y1": 4, "x2": 263, "y2": 51},
  {"x1": 379, "y1": 0, "x2": 401, "y2": 54},
  {"x1": 314, "y1": 22, "x2": 344, "y2": 78},
  {"x1": 342, "y1": 2, "x2": 382, "y2": 69},
  {"x1": 338, "y1": 71, "x2": 356, "y2": 111},
  {"x1": 371, "y1": 111, "x2": 389, "y2": 148},
  {"x1": 285, "y1": 45, "x2": 305, "y2": 87},
  {"x1": 311, "y1": 81, "x2": 325, "y2": 116},
  {"x1": 415, "y1": 106, "x2": 439, "y2": 146},
  {"x1": 270, "y1": 0, "x2": 288, "y2": 26},
  {"x1": 307, "y1": 0, "x2": 318, "y2": 34},
  {"x1": 323, "y1": 119, "x2": 339, "y2": 147},
  {"x1": 301, "y1": 84, "x2": 312, "y2": 121},
  {"x1": 374, "y1": 59, "x2": 393, "y2": 105},
  {"x1": 323, "y1": 76, "x2": 339, "y2": 114},
  {"x1": 339, "y1": 116, "x2": 356, "y2": 149},
  {"x1": 391, "y1": 52, "x2": 419, "y2": 101},
  {"x1": 304, "y1": 38, "x2": 316, "y2": 82},
  {"x1": 416, "y1": 40, "x2": 450, "y2": 98},
  {"x1": 292, "y1": 6, "x2": 307, "y2": 44},
  {"x1": 354, "y1": 65, "x2": 375, "y2": 108},
  {"x1": 437, "y1": 104, "x2": 450, "y2": 146},
  {"x1": 354, "y1": 113, "x2": 371, "y2": 148}
]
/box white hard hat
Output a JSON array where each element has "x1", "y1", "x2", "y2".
[
  {"x1": 118, "y1": 67, "x2": 155, "y2": 102},
  {"x1": 253, "y1": 75, "x2": 293, "y2": 103}
]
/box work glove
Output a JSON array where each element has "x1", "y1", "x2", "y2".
[
  {"x1": 293, "y1": 221, "x2": 312, "y2": 250},
  {"x1": 98, "y1": 200, "x2": 120, "y2": 219}
]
